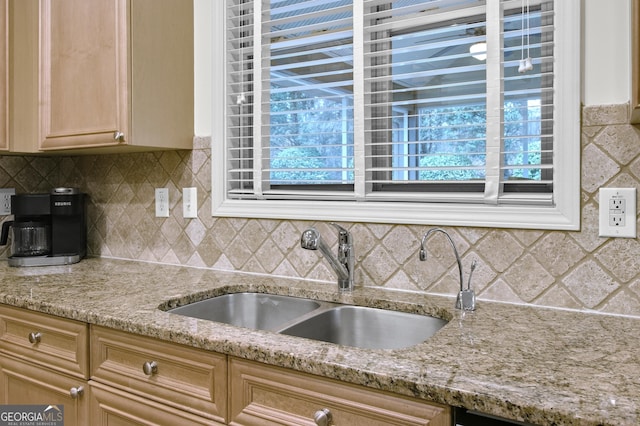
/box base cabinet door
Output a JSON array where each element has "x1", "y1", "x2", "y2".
[
  {"x1": 0, "y1": 355, "x2": 89, "y2": 426},
  {"x1": 89, "y1": 381, "x2": 224, "y2": 426},
  {"x1": 229, "y1": 357, "x2": 451, "y2": 426}
]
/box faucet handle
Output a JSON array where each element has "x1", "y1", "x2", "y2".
[
  {"x1": 301, "y1": 228, "x2": 320, "y2": 250},
  {"x1": 467, "y1": 259, "x2": 477, "y2": 290},
  {"x1": 330, "y1": 222, "x2": 351, "y2": 244}
]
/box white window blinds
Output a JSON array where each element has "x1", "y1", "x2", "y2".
[
  {"x1": 219, "y1": 0, "x2": 579, "y2": 229},
  {"x1": 228, "y1": 0, "x2": 356, "y2": 200}
]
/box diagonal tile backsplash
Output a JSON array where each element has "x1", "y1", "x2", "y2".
[{"x1": 2, "y1": 104, "x2": 640, "y2": 317}]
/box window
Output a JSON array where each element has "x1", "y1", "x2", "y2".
[{"x1": 212, "y1": 0, "x2": 580, "y2": 230}]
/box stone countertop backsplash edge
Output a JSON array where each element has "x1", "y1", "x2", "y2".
[{"x1": 0, "y1": 257, "x2": 637, "y2": 426}]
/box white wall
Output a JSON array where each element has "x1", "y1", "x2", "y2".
[
  {"x1": 194, "y1": 0, "x2": 212, "y2": 136},
  {"x1": 582, "y1": 0, "x2": 630, "y2": 105},
  {"x1": 193, "y1": 0, "x2": 632, "y2": 136}
]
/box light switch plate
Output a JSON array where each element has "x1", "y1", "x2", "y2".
[
  {"x1": 599, "y1": 188, "x2": 636, "y2": 238},
  {"x1": 183, "y1": 187, "x2": 197, "y2": 218}
]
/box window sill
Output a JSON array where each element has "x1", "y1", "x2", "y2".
[{"x1": 212, "y1": 198, "x2": 580, "y2": 230}]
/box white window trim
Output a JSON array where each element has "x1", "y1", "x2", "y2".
[{"x1": 211, "y1": 0, "x2": 581, "y2": 231}]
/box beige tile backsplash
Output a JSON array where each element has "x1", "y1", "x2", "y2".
[{"x1": 2, "y1": 104, "x2": 640, "y2": 317}]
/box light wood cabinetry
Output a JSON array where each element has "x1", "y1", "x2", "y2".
[
  {"x1": 0, "y1": 305, "x2": 89, "y2": 377},
  {"x1": 90, "y1": 325, "x2": 227, "y2": 425},
  {"x1": 0, "y1": 305, "x2": 90, "y2": 425},
  {"x1": 229, "y1": 357, "x2": 451, "y2": 426},
  {"x1": 633, "y1": 0, "x2": 640, "y2": 123},
  {"x1": 0, "y1": 0, "x2": 6, "y2": 151},
  {"x1": 0, "y1": 306, "x2": 452, "y2": 426},
  {"x1": 9, "y1": 0, "x2": 193, "y2": 153},
  {"x1": 0, "y1": 356, "x2": 88, "y2": 426},
  {"x1": 90, "y1": 381, "x2": 220, "y2": 426}
]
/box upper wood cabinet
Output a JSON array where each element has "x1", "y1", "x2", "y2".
[
  {"x1": 632, "y1": 0, "x2": 640, "y2": 123},
  {"x1": 9, "y1": 0, "x2": 193, "y2": 153},
  {"x1": 0, "y1": 0, "x2": 6, "y2": 151}
]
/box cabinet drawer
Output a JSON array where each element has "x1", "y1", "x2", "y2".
[
  {"x1": 0, "y1": 305, "x2": 89, "y2": 379},
  {"x1": 90, "y1": 381, "x2": 225, "y2": 426},
  {"x1": 91, "y1": 326, "x2": 227, "y2": 424},
  {"x1": 229, "y1": 358, "x2": 450, "y2": 426}
]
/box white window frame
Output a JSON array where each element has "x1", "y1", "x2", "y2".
[{"x1": 211, "y1": 0, "x2": 581, "y2": 230}]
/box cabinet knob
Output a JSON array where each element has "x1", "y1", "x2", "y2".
[
  {"x1": 113, "y1": 131, "x2": 125, "y2": 142},
  {"x1": 28, "y1": 332, "x2": 42, "y2": 344},
  {"x1": 69, "y1": 386, "x2": 84, "y2": 399},
  {"x1": 142, "y1": 361, "x2": 158, "y2": 376},
  {"x1": 313, "y1": 408, "x2": 332, "y2": 426}
]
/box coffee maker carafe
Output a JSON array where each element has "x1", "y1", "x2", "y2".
[{"x1": 0, "y1": 188, "x2": 87, "y2": 267}]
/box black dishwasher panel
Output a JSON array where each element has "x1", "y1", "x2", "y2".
[{"x1": 454, "y1": 407, "x2": 536, "y2": 426}]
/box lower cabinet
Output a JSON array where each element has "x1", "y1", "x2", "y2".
[
  {"x1": 0, "y1": 356, "x2": 89, "y2": 425},
  {"x1": 0, "y1": 305, "x2": 452, "y2": 426},
  {"x1": 229, "y1": 357, "x2": 451, "y2": 426},
  {"x1": 89, "y1": 381, "x2": 221, "y2": 426},
  {"x1": 90, "y1": 326, "x2": 228, "y2": 425},
  {"x1": 0, "y1": 305, "x2": 90, "y2": 425}
]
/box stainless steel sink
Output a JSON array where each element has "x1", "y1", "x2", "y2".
[
  {"x1": 168, "y1": 293, "x2": 321, "y2": 331},
  {"x1": 280, "y1": 305, "x2": 448, "y2": 350},
  {"x1": 166, "y1": 293, "x2": 448, "y2": 349}
]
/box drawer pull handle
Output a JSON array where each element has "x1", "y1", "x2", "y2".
[
  {"x1": 69, "y1": 386, "x2": 84, "y2": 399},
  {"x1": 142, "y1": 361, "x2": 158, "y2": 376},
  {"x1": 313, "y1": 408, "x2": 332, "y2": 426},
  {"x1": 113, "y1": 131, "x2": 125, "y2": 142},
  {"x1": 28, "y1": 332, "x2": 42, "y2": 344}
]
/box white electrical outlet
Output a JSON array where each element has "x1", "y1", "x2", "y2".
[
  {"x1": 599, "y1": 188, "x2": 636, "y2": 238},
  {"x1": 183, "y1": 187, "x2": 197, "y2": 218},
  {"x1": 155, "y1": 188, "x2": 169, "y2": 218},
  {"x1": 0, "y1": 188, "x2": 15, "y2": 215}
]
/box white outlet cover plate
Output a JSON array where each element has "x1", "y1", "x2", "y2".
[
  {"x1": 155, "y1": 188, "x2": 169, "y2": 218},
  {"x1": 0, "y1": 188, "x2": 15, "y2": 215},
  {"x1": 599, "y1": 187, "x2": 636, "y2": 238}
]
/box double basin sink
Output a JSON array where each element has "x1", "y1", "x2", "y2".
[{"x1": 166, "y1": 293, "x2": 448, "y2": 350}]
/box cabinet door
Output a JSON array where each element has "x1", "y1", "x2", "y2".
[
  {"x1": 633, "y1": 0, "x2": 640, "y2": 123},
  {"x1": 229, "y1": 358, "x2": 450, "y2": 426},
  {"x1": 39, "y1": 0, "x2": 128, "y2": 150},
  {"x1": 0, "y1": 355, "x2": 89, "y2": 426},
  {"x1": 0, "y1": 0, "x2": 6, "y2": 151},
  {"x1": 90, "y1": 381, "x2": 224, "y2": 426}
]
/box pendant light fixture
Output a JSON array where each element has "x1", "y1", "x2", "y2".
[
  {"x1": 518, "y1": 0, "x2": 533, "y2": 73},
  {"x1": 469, "y1": 27, "x2": 487, "y2": 61}
]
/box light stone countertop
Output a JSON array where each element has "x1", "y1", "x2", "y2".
[{"x1": 0, "y1": 257, "x2": 638, "y2": 426}]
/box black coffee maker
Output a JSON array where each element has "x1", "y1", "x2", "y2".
[{"x1": 0, "y1": 188, "x2": 87, "y2": 267}]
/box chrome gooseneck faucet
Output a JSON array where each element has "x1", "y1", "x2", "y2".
[
  {"x1": 420, "y1": 228, "x2": 477, "y2": 311},
  {"x1": 301, "y1": 223, "x2": 354, "y2": 292}
]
